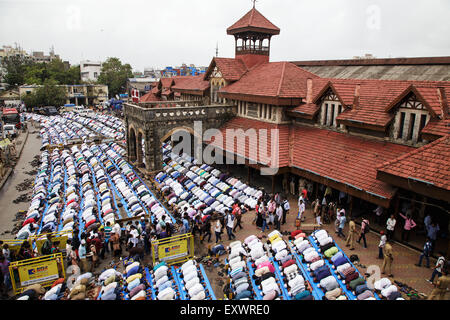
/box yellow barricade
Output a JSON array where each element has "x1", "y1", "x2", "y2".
[
  {"x1": 9, "y1": 253, "x2": 65, "y2": 294},
  {"x1": 0, "y1": 239, "x2": 32, "y2": 257},
  {"x1": 32, "y1": 230, "x2": 72, "y2": 256},
  {"x1": 1, "y1": 230, "x2": 72, "y2": 258},
  {"x1": 151, "y1": 233, "x2": 194, "y2": 266}
]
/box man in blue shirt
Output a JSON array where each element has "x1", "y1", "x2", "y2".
[
  {"x1": 416, "y1": 238, "x2": 432, "y2": 268},
  {"x1": 427, "y1": 223, "x2": 440, "y2": 255},
  {"x1": 182, "y1": 214, "x2": 190, "y2": 233},
  {"x1": 337, "y1": 212, "x2": 346, "y2": 238}
]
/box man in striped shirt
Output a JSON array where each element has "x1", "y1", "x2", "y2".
[{"x1": 104, "y1": 221, "x2": 112, "y2": 254}]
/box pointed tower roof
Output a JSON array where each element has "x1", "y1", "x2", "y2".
[{"x1": 227, "y1": 7, "x2": 280, "y2": 35}]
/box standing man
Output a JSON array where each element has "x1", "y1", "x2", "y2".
[
  {"x1": 226, "y1": 210, "x2": 236, "y2": 241},
  {"x1": 378, "y1": 231, "x2": 387, "y2": 260},
  {"x1": 289, "y1": 178, "x2": 295, "y2": 196},
  {"x1": 104, "y1": 221, "x2": 112, "y2": 255},
  {"x1": 345, "y1": 217, "x2": 356, "y2": 250},
  {"x1": 357, "y1": 217, "x2": 370, "y2": 249},
  {"x1": 214, "y1": 219, "x2": 222, "y2": 244},
  {"x1": 282, "y1": 197, "x2": 290, "y2": 225},
  {"x1": 336, "y1": 212, "x2": 346, "y2": 239},
  {"x1": 427, "y1": 222, "x2": 440, "y2": 255},
  {"x1": 373, "y1": 206, "x2": 383, "y2": 225},
  {"x1": 182, "y1": 214, "x2": 190, "y2": 234},
  {"x1": 415, "y1": 238, "x2": 433, "y2": 268},
  {"x1": 428, "y1": 263, "x2": 449, "y2": 300},
  {"x1": 232, "y1": 204, "x2": 243, "y2": 233},
  {"x1": 381, "y1": 239, "x2": 394, "y2": 277},
  {"x1": 429, "y1": 253, "x2": 446, "y2": 284},
  {"x1": 386, "y1": 214, "x2": 396, "y2": 241},
  {"x1": 78, "y1": 239, "x2": 88, "y2": 273},
  {"x1": 275, "y1": 203, "x2": 283, "y2": 231},
  {"x1": 399, "y1": 213, "x2": 417, "y2": 243},
  {"x1": 298, "y1": 199, "x2": 306, "y2": 223}
]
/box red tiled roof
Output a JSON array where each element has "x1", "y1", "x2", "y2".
[
  {"x1": 208, "y1": 117, "x2": 414, "y2": 200},
  {"x1": 306, "y1": 78, "x2": 450, "y2": 128},
  {"x1": 172, "y1": 75, "x2": 210, "y2": 93},
  {"x1": 204, "y1": 57, "x2": 248, "y2": 82},
  {"x1": 207, "y1": 117, "x2": 290, "y2": 168},
  {"x1": 377, "y1": 135, "x2": 450, "y2": 191},
  {"x1": 140, "y1": 92, "x2": 161, "y2": 102},
  {"x1": 421, "y1": 118, "x2": 450, "y2": 138},
  {"x1": 161, "y1": 78, "x2": 174, "y2": 89},
  {"x1": 291, "y1": 126, "x2": 414, "y2": 199},
  {"x1": 289, "y1": 104, "x2": 320, "y2": 118},
  {"x1": 227, "y1": 8, "x2": 280, "y2": 35},
  {"x1": 161, "y1": 89, "x2": 172, "y2": 96},
  {"x1": 151, "y1": 86, "x2": 160, "y2": 95},
  {"x1": 220, "y1": 62, "x2": 319, "y2": 102}
]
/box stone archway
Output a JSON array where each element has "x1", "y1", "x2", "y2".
[
  {"x1": 129, "y1": 127, "x2": 137, "y2": 163},
  {"x1": 160, "y1": 126, "x2": 204, "y2": 160},
  {"x1": 137, "y1": 130, "x2": 145, "y2": 168}
]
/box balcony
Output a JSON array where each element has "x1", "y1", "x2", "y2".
[{"x1": 236, "y1": 46, "x2": 270, "y2": 55}]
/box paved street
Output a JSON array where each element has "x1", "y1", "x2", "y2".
[{"x1": 0, "y1": 126, "x2": 41, "y2": 236}]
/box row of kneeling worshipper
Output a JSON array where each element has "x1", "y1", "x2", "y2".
[
  {"x1": 225, "y1": 231, "x2": 313, "y2": 300},
  {"x1": 16, "y1": 141, "x2": 172, "y2": 247},
  {"x1": 65, "y1": 112, "x2": 124, "y2": 141},
  {"x1": 153, "y1": 142, "x2": 263, "y2": 226},
  {"x1": 84, "y1": 112, "x2": 125, "y2": 140},
  {"x1": 173, "y1": 259, "x2": 216, "y2": 300},
  {"x1": 96, "y1": 142, "x2": 174, "y2": 224}
]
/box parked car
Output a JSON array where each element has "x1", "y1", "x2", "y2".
[{"x1": 3, "y1": 124, "x2": 18, "y2": 138}]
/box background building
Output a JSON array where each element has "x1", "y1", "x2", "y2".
[
  {"x1": 80, "y1": 60, "x2": 102, "y2": 82},
  {"x1": 19, "y1": 83, "x2": 108, "y2": 106}
]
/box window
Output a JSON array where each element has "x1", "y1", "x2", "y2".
[
  {"x1": 330, "y1": 104, "x2": 336, "y2": 127},
  {"x1": 407, "y1": 113, "x2": 416, "y2": 141},
  {"x1": 397, "y1": 112, "x2": 406, "y2": 139},
  {"x1": 323, "y1": 103, "x2": 329, "y2": 125},
  {"x1": 267, "y1": 105, "x2": 272, "y2": 120},
  {"x1": 418, "y1": 114, "x2": 428, "y2": 142}
]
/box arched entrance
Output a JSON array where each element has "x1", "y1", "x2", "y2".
[
  {"x1": 129, "y1": 127, "x2": 137, "y2": 163},
  {"x1": 137, "y1": 130, "x2": 145, "y2": 169},
  {"x1": 160, "y1": 126, "x2": 203, "y2": 160}
]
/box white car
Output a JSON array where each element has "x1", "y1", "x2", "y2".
[{"x1": 3, "y1": 124, "x2": 17, "y2": 138}]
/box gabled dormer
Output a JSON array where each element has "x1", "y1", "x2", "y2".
[
  {"x1": 314, "y1": 82, "x2": 348, "y2": 130},
  {"x1": 386, "y1": 85, "x2": 438, "y2": 145}
]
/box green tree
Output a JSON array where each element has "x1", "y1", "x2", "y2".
[
  {"x1": 23, "y1": 59, "x2": 81, "y2": 85},
  {"x1": 2, "y1": 55, "x2": 33, "y2": 87},
  {"x1": 23, "y1": 62, "x2": 47, "y2": 85},
  {"x1": 98, "y1": 57, "x2": 133, "y2": 98},
  {"x1": 22, "y1": 79, "x2": 67, "y2": 109}
]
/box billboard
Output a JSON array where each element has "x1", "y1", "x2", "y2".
[
  {"x1": 18, "y1": 259, "x2": 60, "y2": 287},
  {"x1": 151, "y1": 233, "x2": 194, "y2": 266},
  {"x1": 158, "y1": 239, "x2": 189, "y2": 262}
]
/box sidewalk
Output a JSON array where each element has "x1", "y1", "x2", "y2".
[{"x1": 0, "y1": 128, "x2": 30, "y2": 192}]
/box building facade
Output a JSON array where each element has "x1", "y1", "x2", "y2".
[
  {"x1": 80, "y1": 60, "x2": 102, "y2": 82},
  {"x1": 19, "y1": 84, "x2": 108, "y2": 106}
]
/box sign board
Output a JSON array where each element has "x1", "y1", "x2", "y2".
[
  {"x1": 158, "y1": 238, "x2": 188, "y2": 262},
  {"x1": 151, "y1": 233, "x2": 194, "y2": 266},
  {"x1": 18, "y1": 258, "x2": 59, "y2": 286},
  {"x1": 9, "y1": 253, "x2": 65, "y2": 294}
]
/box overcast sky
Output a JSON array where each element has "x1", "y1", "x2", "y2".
[{"x1": 0, "y1": 0, "x2": 449, "y2": 72}]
